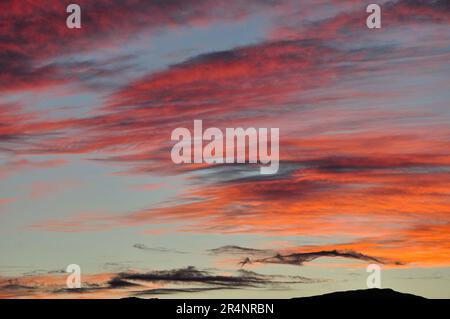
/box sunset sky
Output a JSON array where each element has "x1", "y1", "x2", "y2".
[{"x1": 0, "y1": 0, "x2": 449, "y2": 298}]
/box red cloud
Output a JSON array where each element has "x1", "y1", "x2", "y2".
[
  {"x1": 0, "y1": 0, "x2": 287, "y2": 92},
  {"x1": 3, "y1": 0, "x2": 450, "y2": 270}
]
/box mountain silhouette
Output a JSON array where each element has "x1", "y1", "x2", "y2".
[{"x1": 293, "y1": 288, "x2": 425, "y2": 300}]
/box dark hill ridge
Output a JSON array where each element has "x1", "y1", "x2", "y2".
[
  {"x1": 120, "y1": 288, "x2": 426, "y2": 300},
  {"x1": 293, "y1": 288, "x2": 426, "y2": 300}
]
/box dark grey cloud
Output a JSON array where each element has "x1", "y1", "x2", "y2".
[
  {"x1": 107, "y1": 277, "x2": 141, "y2": 289},
  {"x1": 0, "y1": 260, "x2": 327, "y2": 297},
  {"x1": 0, "y1": 282, "x2": 36, "y2": 291},
  {"x1": 133, "y1": 243, "x2": 188, "y2": 254},
  {"x1": 116, "y1": 266, "x2": 271, "y2": 288},
  {"x1": 193, "y1": 155, "x2": 450, "y2": 186},
  {"x1": 44, "y1": 266, "x2": 321, "y2": 296},
  {"x1": 209, "y1": 245, "x2": 274, "y2": 257},
  {"x1": 211, "y1": 245, "x2": 390, "y2": 267},
  {"x1": 241, "y1": 250, "x2": 386, "y2": 267},
  {"x1": 115, "y1": 266, "x2": 323, "y2": 293}
]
